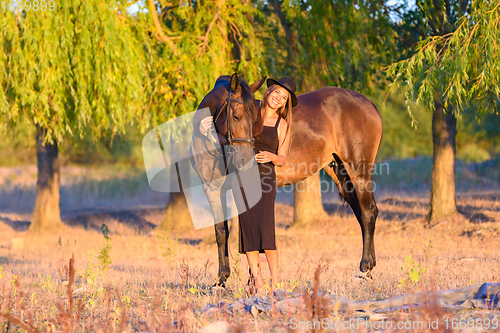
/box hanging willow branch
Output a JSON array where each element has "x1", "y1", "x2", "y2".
[
  {"x1": 386, "y1": 0, "x2": 500, "y2": 117},
  {"x1": 147, "y1": 0, "x2": 177, "y2": 52}
]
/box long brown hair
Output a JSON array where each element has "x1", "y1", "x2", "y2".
[{"x1": 256, "y1": 85, "x2": 293, "y2": 151}]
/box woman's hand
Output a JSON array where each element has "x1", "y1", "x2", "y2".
[
  {"x1": 199, "y1": 116, "x2": 213, "y2": 136},
  {"x1": 255, "y1": 151, "x2": 276, "y2": 164}
]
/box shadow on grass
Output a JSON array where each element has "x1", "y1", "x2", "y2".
[
  {"x1": 0, "y1": 256, "x2": 10, "y2": 265},
  {"x1": 0, "y1": 217, "x2": 30, "y2": 231},
  {"x1": 177, "y1": 238, "x2": 203, "y2": 246},
  {"x1": 0, "y1": 167, "x2": 168, "y2": 216},
  {"x1": 456, "y1": 192, "x2": 500, "y2": 201},
  {"x1": 457, "y1": 209, "x2": 495, "y2": 224},
  {"x1": 324, "y1": 200, "x2": 427, "y2": 222},
  {"x1": 63, "y1": 209, "x2": 158, "y2": 234},
  {"x1": 323, "y1": 202, "x2": 354, "y2": 217}
]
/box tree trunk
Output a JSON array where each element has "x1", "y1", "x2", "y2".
[
  {"x1": 30, "y1": 126, "x2": 64, "y2": 232},
  {"x1": 292, "y1": 172, "x2": 328, "y2": 228},
  {"x1": 161, "y1": 191, "x2": 194, "y2": 231},
  {"x1": 427, "y1": 97, "x2": 457, "y2": 222},
  {"x1": 160, "y1": 159, "x2": 194, "y2": 231}
]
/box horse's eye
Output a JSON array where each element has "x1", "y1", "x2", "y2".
[{"x1": 233, "y1": 115, "x2": 240, "y2": 121}]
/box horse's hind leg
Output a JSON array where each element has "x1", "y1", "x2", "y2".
[
  {"x1": 351, "y1": 172, "x2": 378, "y2": 277},
  {"x1": 326, "y1": 153, "x2": 378, "y2": 277}
]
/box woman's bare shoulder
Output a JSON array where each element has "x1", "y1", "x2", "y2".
[
  {"x1": 277, "y1": 117, "x2": 289, "y2": 139},
  {"x1": 278, "y1": 117, "x2": 288, "y2": 129}
]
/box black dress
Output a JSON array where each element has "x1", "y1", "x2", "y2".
[{"x1": 238, "y1": 116, "x2": 281, "y2": 254}]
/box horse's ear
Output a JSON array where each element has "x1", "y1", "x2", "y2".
[
  {"x1": 230, "y1": 73, "x2": 239, "y2": 92},
  {"x1": 250, "y1": 76, "x2": 266, "y2": 93}
]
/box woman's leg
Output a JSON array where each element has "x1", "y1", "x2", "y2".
[
  {"x1": 264, "y1": 249, "x2": 279, "y2": 288},
  {"x1": 246, "y1": 251, "x2": 265, "y2": 291}
]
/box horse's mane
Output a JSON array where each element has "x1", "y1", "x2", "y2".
[
  {"x1": 214, "y1": 75, "x2": 247, "y2": 87},
  {"x1": 214, "y1": 75, "x2": 231, "y2": 87}
]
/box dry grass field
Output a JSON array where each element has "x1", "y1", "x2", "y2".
[{"x1": 0, "y1": 161, "x2": 499, "y2": 332}]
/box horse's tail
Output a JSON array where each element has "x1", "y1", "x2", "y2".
[{"x1": 327, "y1": 153, "x2": 362, "y2": 217}]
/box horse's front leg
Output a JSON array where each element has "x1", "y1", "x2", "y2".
[
  {"x1": 205, "y1": 186, "x2": 231, "y2": 287},
  {"x1": 214, "y1": 220, "x2": 230, "y2": 287}
]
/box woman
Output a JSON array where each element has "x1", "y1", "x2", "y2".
[{"x1": 200, "y1": 77, "x2": 297, "y2": 293}]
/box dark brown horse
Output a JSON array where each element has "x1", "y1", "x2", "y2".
[
  {"x1": 190, "y1": 74, "x2": 265, "y2": 285},
  {"x1": 192, "y1": 74, "x2": 382, "y2": 286}
]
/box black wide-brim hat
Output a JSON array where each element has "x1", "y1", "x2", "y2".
[{"x1": 266, "y1": 77, "x2": 298, "y2": 107}]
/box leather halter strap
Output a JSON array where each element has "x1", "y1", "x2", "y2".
[{"x1": 214, "y1": 91, "x2": 255, "y2": 146}]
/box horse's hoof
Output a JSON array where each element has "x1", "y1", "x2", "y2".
[
  {"x1": 353, "y1": 270, "x2": 373, "y2": 281},
  {"x1": 247, "y1": 285, "x2": 257, "y2": 297},
  {"x1": 210, "y1": 285, "x2": 228, "y2": 296},
  {"x1": 212, "y1": 280, "x2": 226, "y2": 288}
]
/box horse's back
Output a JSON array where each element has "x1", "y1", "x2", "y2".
[
  {"x1": 285, "y1": 87, "x2": 382, "y2": 174},
  {"x1": 298, "y1": 87, "x2": 381, "y2": 122}
]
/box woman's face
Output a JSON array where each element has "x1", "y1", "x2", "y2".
[{"x1": 267, "y1": 87, "x2": 289, "y2": 111}]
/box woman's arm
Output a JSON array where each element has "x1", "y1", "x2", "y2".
[{"x1": 272, "y1": 119, "x2": 290, "y2": 167}]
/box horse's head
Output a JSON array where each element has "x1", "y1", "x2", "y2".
[{"x1": 211, "y1": 73, "x2": 266, "y2": 171}]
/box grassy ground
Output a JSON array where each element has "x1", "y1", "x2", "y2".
[{"x1": 0, "y1": 161, "x2": 499, "y2": 332}]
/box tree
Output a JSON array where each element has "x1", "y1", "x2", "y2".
[
  {"x1": 292, "y1": 172, "x2": 328, "y2": 227},
  {"x1": 0, "y1": 1, "x2": 148, "y2": 231},
  {"x1": 386, "y1": 0, "x2": 500, "y2": 222}
]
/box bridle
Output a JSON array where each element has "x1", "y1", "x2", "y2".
[
  {"x1": 214, "y1": 91, "x2": 256, "y2": 147},
  {"x1": 197, "y1": 90, "x2": 255, "y2": 192}
]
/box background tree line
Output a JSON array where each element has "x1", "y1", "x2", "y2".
[{"x1": 1, "y1": 0, "x2": 499, "y2": 231}]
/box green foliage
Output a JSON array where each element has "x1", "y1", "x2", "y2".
[
  {"x1": 101, "y1": 223, "x2": 110, "y2": 240},
  {"x1": 58, "y1": 124, "x2": 144, "y2": 166},
  {"x1": 134, "y1": 0, "x2": 268, "y2": 128},
  {"x1": 79, "y1": 252, "x2": 107, "y2": 308},
  {"x1": 96, "y1": 224, "x2": 113, "y2": 272},
  {"x1": 1, "y1": 0, "x2": 498, "y2": 168},
  {"x1": 0, "y1": 121, "x2": 36, "y2": 166},
  {"x1": 0, "y1": 0, "x2": 148, "y2": 144},
  {"x1": 157, "y1": 227, "x2": 178, "y2": 263},
  {"x1": 377, "y1": 92, "x2": 433, "y2": 159},
  {"x1": 232, "y1": 251, "x2": 244, "y2": 296},
  {"x1": 386, "y1": 0, "x2": 500, "y2": 117},
  {"x1": 398, "y1": 255, "x2": 427, "y2": 288},
  {"x1": 370, "y1": 157, "x2": 433, "y2": 191},
  {"x1": 83, "y1": 252, "x2": 102, "y2": 286},
  {"x1": 376, "y1": 90, "x2": 500, "y2": 162},
  {"x1": 456, "y1": 106, "x2": 500, "y2": 161},
  {"x1": 406, "y1": 256, "x2": 426, "y2": 283},
  {"x1": 39, "y1": 273, "x2": 56, "y2": 293},
  {"x1": 6, "y1": 90, "x2": 498, "y2": 164},
  {"x1": 10, "y1": 274, "x2": 18, "y2": 288},
  {"x1": 262, "y1": 0, "x2": 397, "y2": 93},
  {"x1": 398, "y1": 237, "x2": 433, "y2": 288},
  {"x1": 457, "y1": 143, "x2": 490, "y2": 163}
]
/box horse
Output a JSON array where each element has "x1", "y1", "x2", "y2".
[
  {"x1": 191, "y1": 73, "x2": 382, "y2": 287},
  {"x1": 190, "y1": 74, "x2": 265, "y2": 285}
]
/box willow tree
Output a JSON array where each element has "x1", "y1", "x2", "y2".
[
  {"x1": 137, "y1": 0, "x2": 267, "y2": 230},
  {"x1": 0, "y1": 1, "x2": 148, "y2": 232},
  {"x1": 386, "y1": 0, "x2": 500, "y2": 222},
  {"x1": 262, "y1": 0, "x2": 397, "y2": 226}
]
